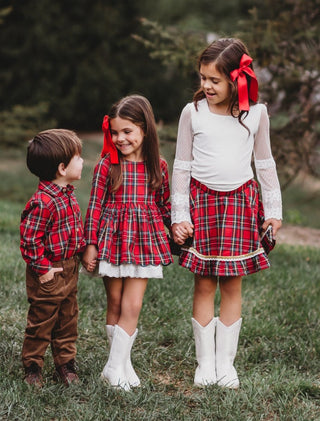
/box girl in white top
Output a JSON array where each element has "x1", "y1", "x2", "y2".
[{"x1": 171, "y1": 38, "x2": 282, "y2": 389}]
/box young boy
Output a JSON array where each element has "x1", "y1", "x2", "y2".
[{"x1": 20, "y1": 129, "x2": 87, "y2": 387}]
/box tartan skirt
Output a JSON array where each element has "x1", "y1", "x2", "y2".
[{"x1": 179, "y1": 178, "x2": 273, "y2": 277}]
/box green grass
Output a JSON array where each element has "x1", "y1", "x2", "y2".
[
  {"x1": 0, "y1": 136, "x2": 319, "y2": 419},
  {"x1": 0, "y1": 202, "x2": 320, "y2": 420}
]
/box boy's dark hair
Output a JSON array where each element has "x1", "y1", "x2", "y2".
[{"x1": 27, "y1": 129, "x2": 82, "y2": 181}]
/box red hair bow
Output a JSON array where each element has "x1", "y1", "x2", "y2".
[
  {"x1": 101, "y1": 115, "x2": 119, "y2": 164},
  {"x1": 230, "y1": 54, "x2": 258, "y2": 111}
]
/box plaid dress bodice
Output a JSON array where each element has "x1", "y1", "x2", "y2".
[
  {"x1": 108, "y1": 161, "x2": 160, "y2": 206},
  {"x1": 85, "y1": 157, "x2": 173, "y2": 267}
]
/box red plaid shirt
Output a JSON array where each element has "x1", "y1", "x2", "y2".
[{"x1": 20, "y1": 181, "x2": 86, "y2": 275}]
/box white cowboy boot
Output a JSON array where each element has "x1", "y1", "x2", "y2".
[
  {"x1": 105, "y1": 324, "x2": 114, "y2": 344},
  {"x1": 216, "y1": 318, "x2": 242, "y2": 389},
  {"x1": 104, "y1": 324, "x2": 140, "y2": 388},
  {"x1": 192, "y1": 317, "x2": 217, "y2": 386},
  {"x1": 101, "y1": 325, "x2": 132, "y2": 391}
]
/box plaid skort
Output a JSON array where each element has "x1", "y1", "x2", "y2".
[{"x1": 179, "y1": 178, "x2": 274, "y2": 277}]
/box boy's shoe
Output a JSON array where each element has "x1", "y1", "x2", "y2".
[
  {"x1": 53, "y1": 359, "x2": 79, "y2": 386},
  {"x1": 24, "y1": 362, "x2": 44, "y2": 388}
]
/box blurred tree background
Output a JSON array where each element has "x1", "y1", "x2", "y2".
[
  {"x1": 0, "y1": 0, "x2": 319, "y2": 185},
  {"x1": 0, "y1": 0, "x2": 250, "y2": 130}
]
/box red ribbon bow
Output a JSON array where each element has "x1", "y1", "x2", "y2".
[
  {"x1": 101, "y1": 115, "x2": 119, "y2": 164},
  {"x1": 230, "y1": 54, "x2": 258, "y2": 111}
]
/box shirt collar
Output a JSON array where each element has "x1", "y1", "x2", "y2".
[{"x1": 39, "y1": 180, "x2": 74, "y2": 197}]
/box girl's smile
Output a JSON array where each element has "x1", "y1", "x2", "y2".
[
  {"x1": 200, "y1": 62, "x2": 231, "y2": 114},
  {"x1": 110, "y1": 117, "x2": 144, "y2": 162}
]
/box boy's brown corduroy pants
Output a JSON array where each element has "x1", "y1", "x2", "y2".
[{"x1": 22, "y1": 256, "x2": 79, "y2": 369}]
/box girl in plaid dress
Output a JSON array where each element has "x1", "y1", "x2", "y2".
[
  {"x1": 171, "y1": 38, "x2": 282, "y2": 389},
  {"x1": 82, "y1": 95, "x2": 173, "y2": 390}
]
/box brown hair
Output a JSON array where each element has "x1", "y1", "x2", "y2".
[
  {"x1": 194, "y1": 38, "x2": 257, "y2": 127},
  {"x1": 27, "y1": 129, "x2": 82, "y2": 180},
  {"x1": 108, "y1": 95, "x2": 162, "y2": 192}
]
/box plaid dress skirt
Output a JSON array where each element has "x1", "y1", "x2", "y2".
[{"x1": 179, "y1": 178, "x2": 274, "y2": 277}]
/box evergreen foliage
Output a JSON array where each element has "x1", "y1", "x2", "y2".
[
  {"x1": 0, "y1": 0, "x2": 200, "y2": 134},
  {"x1": 0, "y1": 0, "x2": 141, "y2": 130},
  {"x1": 0, "y1": 0, "x2": 255, "y2": 136},
  {"x1": 238, "y1": 0, "x2": 320, "y2": 185},
  {"x1": 0, "y1": 102, "x2": 57, "y2": 147}
]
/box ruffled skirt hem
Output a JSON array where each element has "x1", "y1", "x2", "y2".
[{"x1": 179, "y1": 246, "x2": 270, "y2": 277}]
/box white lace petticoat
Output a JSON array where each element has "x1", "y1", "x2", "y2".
[{"x1": 98, "y1": 262, "x2": 163, "y2": 278}]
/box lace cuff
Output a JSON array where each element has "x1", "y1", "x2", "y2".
[
  {"x1": 171, "y1": 159, "x2": 192, "y2": 224},
  {"x1": 255, "y1": 158, "x2": 282, "y2": 220},
  {"x1": 263, "y1": 189, "x2": 283, "y2": 220},
  {"x1": 171, "y1": 193, "x2": 192, "y2": 224}
]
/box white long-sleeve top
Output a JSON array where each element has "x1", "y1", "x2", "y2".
[{"x1": 171, "y1": 99, "x2": 282, "y2": 223}]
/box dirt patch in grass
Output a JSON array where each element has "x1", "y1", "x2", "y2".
[{"x1": 277, "y1": 224, "x2": 320, "y2": 248}]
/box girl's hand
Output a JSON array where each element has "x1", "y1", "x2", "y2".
[
  {"x1": 86, "y1": 260, "x2": 97, "y2": 272},
  {"x1": 261, "y1": 218, "x2": 282, "y2": 236},
  {"x1": 82, "y1": 245, "x2": 98, "y2": 272},
  {"x1": 172, "y1": 222, "x2": 194, "y2": 245},
  {"x1": 39, "y1": 267, "x2": 63, "y2": 284}
]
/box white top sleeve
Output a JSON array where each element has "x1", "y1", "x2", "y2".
[
  {"x1": 171, "y1": 105, "x2": 193, "y2": 224},
  {"x1": 254, "y1": 106, "x2": 283, "y2": 220}
]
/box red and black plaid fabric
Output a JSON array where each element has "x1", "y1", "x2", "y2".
[
  {"x1": 179, "y1": 178, "x2": 272, "y2": 276},
  {"x1": 258, "y1": 205, "x2": 276, "y2": 255},
  {"x1": 20, "y1": 181, "x2": 86, "y2": 275},
  {"x1": 85, "y1": 155, "x2": 173, "y2": 266}
]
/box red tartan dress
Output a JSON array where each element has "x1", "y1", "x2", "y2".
[
  {"x1": 85, "y1": 155, "x2": 173, "y2": 278},
  {"x1": 180, "y1": 178, "x2": 271, "y2": 277}
]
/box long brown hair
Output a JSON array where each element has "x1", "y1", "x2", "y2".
[
  {"x1": 194, "y1": 38, "x2": 257, "y2": 128},
  {"x1": 108, "y1": 95, "x2": 162, "y2": 192}
]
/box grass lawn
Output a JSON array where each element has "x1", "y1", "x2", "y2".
[
  {"x1": 0, "y1": 201, "x2": 319, "y2": 420},
  {"x1": 0, "y1": 135, "x2": 319, "y2": 420}
]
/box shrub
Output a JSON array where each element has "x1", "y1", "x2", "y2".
[{"x1": 0, "y1": 102, "x2": 57, "y2": 147}]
